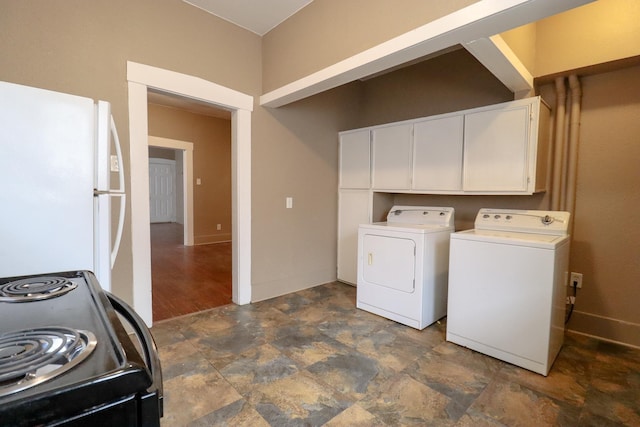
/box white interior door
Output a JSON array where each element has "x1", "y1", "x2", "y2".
[{"x1": 149, "y1": 158, "x2": 176, "y2": 223}]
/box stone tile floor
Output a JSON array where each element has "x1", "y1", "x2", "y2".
[{"x1": 151, "y1": 282, "x2": 640, "y2": 426}]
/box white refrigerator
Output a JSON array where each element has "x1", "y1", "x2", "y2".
[{"x1": 0, "y1": 81, "x2": 125, "y2": 292}]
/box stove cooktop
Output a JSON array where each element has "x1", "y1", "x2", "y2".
[{"x1": 0, "y1": 271, "x2": 153, "y2": 424}]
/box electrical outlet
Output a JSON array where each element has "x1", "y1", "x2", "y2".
[{"x1": 570, "y1": 272, "x2": 583, "y2": 288}]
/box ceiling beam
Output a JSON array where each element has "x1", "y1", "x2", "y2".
[
  {"x1": 463, "y1": 35, "x2": 534, "y2": 98},
  {"x1": 260, "y1": 0, "x2": 594, "y2": 108}
]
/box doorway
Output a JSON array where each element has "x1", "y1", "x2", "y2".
[
  {"x1": 127, "y1": 61, "x2": 252, "y2": 326},
  {"x1": 147, "y1": 119, "x2": 233, "y2": 320}
]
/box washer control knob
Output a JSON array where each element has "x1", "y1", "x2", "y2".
[
  {"x1": 483, "y1": 214, "x2": 490, "y2": 219},
  {"x1": 494, "y1": 214, "x2": 501, "y2": 219},
  {"x1": 542, "y1": 215, "x2": 554, "y2": 225},
  {"x1": 506, "y1": 215, "x2": 512, "y2": 220}
]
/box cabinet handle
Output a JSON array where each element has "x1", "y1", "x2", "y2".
[{"x1": 368, "y1": 253, "x2": 373, "y2": 265}]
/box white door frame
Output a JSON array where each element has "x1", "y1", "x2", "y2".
[
  {"x1": 127, "y1": 61, "x2": 253, "y2": 326},
  {"x1": 148, "y1": 136, "x2": 194, "y2": 246}
]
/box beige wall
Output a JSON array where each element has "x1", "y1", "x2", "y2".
[
  {"x1": 0, "y1": 0, "x2": 354, "y2": 306},
  {"x1": 148, "y1": 104, "x2": 232, "y2": 244},
  {"x1": 495, "y1": 0, "x2": 640, "y2": 345},
  {"x1": 539, "y1": 65, "x2": 640, "y2": 346},
  {"x1": 501, "y1": 0, "x2": 640, "y2": 79},
  {"x1": 535, "y1": 0, "x2": 640, "y2": 77},
  {"x1": 500, "y1": 23, "x2": 537, "y2": 74},
  {"x1": 356, "y1": 49, "x2": 514, "y2": 127},
  {"x1": 251, "y1": 82, "x2": 362, "y2": 301},
  {"x1": 262, "y1": 0, "x2": 478, "y2": 92},
  {"x1": 352, "y1": 20, "x2": 640, "y2": 347},
  {"x1": 346, "y1": 53, "x2": 640, "y2": 347},
  {"x1": 0, "y1": 0, "x2": 260, "y2": 302},
  {"x1": 2, "y1": 0, "x2": 638, "y2": 346}
]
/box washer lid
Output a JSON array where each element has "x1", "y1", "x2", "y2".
[
  {"x1": 452, "y1": 229, "x2": 569, "y2": 249},
  {"x1": 474, "y1": 208, "x2": 570, "y2": 236},
  {"x1": 386, "y1": 206, "x2": 454, "y2": 227}
]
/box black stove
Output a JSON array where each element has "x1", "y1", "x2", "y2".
[{"x1": 0, "y1": 271, "x2": 162, "y2": 426}]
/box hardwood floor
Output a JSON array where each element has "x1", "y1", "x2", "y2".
[{"x1": 151, "y1": 222, "x2": 232, "y2": 321}]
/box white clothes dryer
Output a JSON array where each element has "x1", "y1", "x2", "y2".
[
  {"x1": 357, "y1": 206, "x2": 454, "y2": 329},
  {"x1": 447, "y1": 208, "x2": 571, "y2": 376}
]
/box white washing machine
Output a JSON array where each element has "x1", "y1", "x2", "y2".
[
  {"x1": 357, "y1": 206, "x2": 454, "y2": 329},
  {"x1": 447, "y1": 208, "x2": 571, "y2": 376}
]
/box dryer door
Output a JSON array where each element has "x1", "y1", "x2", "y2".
[{"x1": 362, "y1": 234, "x2": 416, "y2": 293}]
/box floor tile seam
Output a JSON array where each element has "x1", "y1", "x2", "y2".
[
  {"x1": 398, "y1": 367, "x2": 486, "y2": 418},
  {"x1": 191, "y1": 394, "x2": 266, "y2": 426},
  {"x1": 379, "y1": 322, "x2": 443, "y2": 347},
  {"x1": 592, "y1": 350, "x2": 640, "y2": 372},
  {"x1": 462, "y1": 406, "x2": 511, "y2": 427},
  {"x1": 492, "y1": 363, "x2": 593, "y2": 407},
  {"x1": 480, "y1": 371, "x2": 587, "y2": 423},
  {"x1": 215, "y1": 362, "x2": 259, "y2": 411},
  {"x1": 461, "y1": 377, "x2": 524, "y2": 427},
  {"x1": 236, "y1": 370, "x2": 354, "y2": 426},
  {"x1": 577, "y1": 386, "x2": 637, "y2": 427},
  {"x1": 181, "y1": 335, "x2": 243, "y2": 372},
  {"x1": 298, "y1": 366, "x2": 362, "y2": 405}
]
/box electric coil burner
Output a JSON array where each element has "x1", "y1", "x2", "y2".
[
  {"x1": 0, "y1": 327, "x2": 96, "y2": 395},
  {"x1": 0, "y1": 271, "x2": 162, "y2": 427},
  {"x1": 0, "y1": 276, "x2": 77, "y2": 302}
]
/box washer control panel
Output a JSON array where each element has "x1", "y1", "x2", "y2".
[{"x1": 475, "y1": 208, "x2": 570, "y2": 235}]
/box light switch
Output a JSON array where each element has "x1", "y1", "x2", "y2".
[
  {"x1": 110, "y1": 155, "x2": 119, "y2": 172},
  {"x1": 196, "y1": 178, "x2": 201, "y2": 185},
  {"x1": 286, "y1": 197, "x2": 293, "y2": 209}
]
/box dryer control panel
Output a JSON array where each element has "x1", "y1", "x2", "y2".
[
  {"x1": 474, "y1": 208, "x2": 570, "y2": 235},
  {"x1": 386, "y1": 206, "x2": 454, "y2": 227}
]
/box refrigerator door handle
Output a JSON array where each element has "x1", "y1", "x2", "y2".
[
  {"x1": 110, "y1": 115, "x2": 126, "y2": 268},
  {"x1": 111, "y1": 115, "x2": 126, "y2": 194},
  {"x1": 111, "y1": 193, "x2": 126, "y2": 268}
]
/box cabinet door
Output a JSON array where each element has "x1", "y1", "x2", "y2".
[
  {"x1": 412, "y1": 115, "x2": 463, "y2": 191},
  {"x1": 371, "y1": 123, "x2": 412, "y2": 190},
  {"x1": 339, "y1": 130, "x2": 370, "y2": 189},
  {"x1": 337, "y1": 190, "x2": 371, "y2": 285},
  {"x1": 463, "y1": 104, "x2": 531, "y2": 192}
]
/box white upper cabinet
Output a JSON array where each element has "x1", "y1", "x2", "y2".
[
  {"x1": 463, "y1": 97, "x2": 548, "y2": 193},
  {"x1": 339, "y1": 129, "x2": 370, "y2": 189},
  {"x1": 371, "y1": 123, "x2": 413, "y2": 190},
  {"x1": 412, "y1": 114, "x2": 464, "y2": 191},
  {"x1": 339, "y1": 96, "x2": 549, "y2": 195}
]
